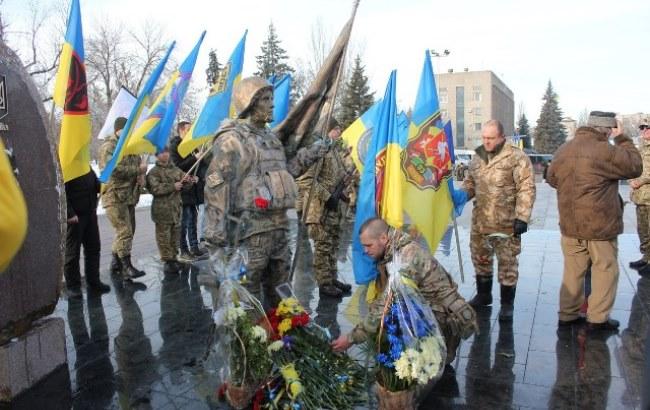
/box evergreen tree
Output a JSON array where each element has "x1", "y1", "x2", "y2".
[
  {"x1": 255, "y1": 22, "x2": 294, "y2": 79},
  {"x1": 338, "y1": 55, "x2": 375, "y2": 129},
  {"x1": 205, "y1": 49, "x2": 221, "y2": 87},
  {"x1": 517, "y1": 112, "x2": 531, "y2": 148},
  {"x1": 534, "y1": 81, "x2": 567, "y2": 153}
]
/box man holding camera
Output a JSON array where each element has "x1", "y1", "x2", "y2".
[
  {"x1": 547, "y1": 111, "x2": 642, "y2": 331},
  {"x1": 629, "y1": 119, "x2": 650, "y2": 277}
]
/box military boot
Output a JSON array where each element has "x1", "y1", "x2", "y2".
[
  {"x1": 629, "y1": 258, "x2": 647, "y2": 269},
  {"x1": 120, "y1": 255, "x2": 145, "y2": 280},
  {"x1": 498, "y1": 285, "x2": 516, "y2": 322},
  {"x1": 163, "y1": 260, "x2": 180, "y2": 274},
  {"x1": 319, "y1": 283, "x2": 343, "y2": 298},
  {"x1": 469, "y1": 276, "x2": 493, "y2": 308},
  {"x1": 333, "y1": 278, "x2": 352, "y2": 294},
  {"x1": 110, "y1": 253, "x2": 122, "y2": 275}
]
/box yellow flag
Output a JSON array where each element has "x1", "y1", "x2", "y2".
[{"x1": 0, "y1": 140, "x2": 28, "y2": 272}]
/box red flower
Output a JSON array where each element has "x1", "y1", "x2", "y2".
[
  {"x1": 254, "y1": 197, "x2": 270, "y2": 209},
  {"x1": 291, "y1": 313, "x2": 310, "y2": 328},
  {"x1": 217, "y1": 383, "x2": 228, "y2": 400},
  {"x1": 252, "y1": 388, "x2": 264, "y2": 410}
]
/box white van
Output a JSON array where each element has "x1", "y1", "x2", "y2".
[{"x1": 454, "y1": 149, "x2": 474, "y2": 165}]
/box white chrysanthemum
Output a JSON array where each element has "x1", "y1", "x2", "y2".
[
  {"x1": 226, "y1": 306, "x2": 245, "y2": 323},
  {"x1": 267, "y1": 340, "x2": 284, "y2": 354},
  {"x1": 251, "y1": 325, "x2": 268, "y2": 342},
  {"x1": 394, "y1": 355, "x2": 412, "y2": 381},
  {"x1": 404, "y1": 348, "x2": 419, "y2": 363}
]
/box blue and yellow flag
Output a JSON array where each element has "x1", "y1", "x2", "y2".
[
  {"x1": 99, "y1": 41, "x2": 175, "y2": 183},
  {"x1": 0, "y1": 141, "x2": 27, "y2": 273},
  {"x1": 269, "y1": 74, "x2": 291, "y2": 129},
  {"x1": 53, "y1": 0, "x2": 91, "y2": 183},
  {"x1": 125, "y1": 31, "x2": 206, "y2": 155},
  {"x1": 444, "y1": 120, "x2": 469, "y2": 216},
  {"x1": 341, "y1": 100, "x2": 381, "y2": 172},
  {"x1": 178, "y1": 31, "x2": 247, "y2": 158},
  {"x1": 401, "y1": 50, "x2": 454, "y2": 251},
  {"x1": 351, "y1": 70, "x2": 401, "y2": 286}
]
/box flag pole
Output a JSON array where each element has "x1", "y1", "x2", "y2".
[
  {"x1": 299, "y1": 0, "x2": 360, "y2": 227},
  {"x1": 289, "y1": 0, "x2": 360, "y2": 283},
  {"x1": 451, "y1": 211, "x2": 464, "y2": 283},
  {"x1": 182, "y1": 144, "x2": 211, "y2": 179}
]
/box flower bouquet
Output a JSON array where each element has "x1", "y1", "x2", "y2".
[
  {"x1": 373, "y1": 251, "x2": 446, "y2": 410},
  {"x1": 258, "y1": 296, "x2": 366, "y2": 409},
  {"x1": 211, "y1": 248, "x2": 273, "y2": 409}
]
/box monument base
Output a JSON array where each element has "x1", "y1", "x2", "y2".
[{"x1": 0, "y1": 318, "x2": 68, "y2": 402}]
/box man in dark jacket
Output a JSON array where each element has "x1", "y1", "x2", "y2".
[
  {"x1": 169, "y1": 121, "x2": 206, "y2": 260},
  {"x1": 64, "y1": 169, "x2": 110, "y2": 298},
  {"x1": 547, "y1": 111, "x2": 642, "y2": 332}
]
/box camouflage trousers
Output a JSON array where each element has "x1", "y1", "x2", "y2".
[
  {"x1": 243, "y1": 229, "x2": 290, "y2": 309},
  {"x1": 636, "y1": 205, "x2": 650, "y2": 261},
  {"x1": 155, "y1": 222, "x2": 180, "y2": 261},
  {"x1": 307, "y1": 211, "x2": 342, "y2": 286},
  {"x1": 105, "y1": 203, "x2": 136, "y2": 258},
  {"x1": 435, "y1": 311, "x2": 461, "y2": 364},
  {"x1": 470, "y1": 230, "x2": 521, "y2": 286}
]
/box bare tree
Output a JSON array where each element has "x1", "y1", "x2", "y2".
[
  {"x1": 126, "y1": 21, "x2": 169, "y2": 95},
  {"x1": 85, "y1": 16, "x2": 124, "y2": 107}
]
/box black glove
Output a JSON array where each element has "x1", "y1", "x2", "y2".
[
  {"x1": 513, "y1": 219, "x2": 528, "y2": 236},
  {"x1": 325, "y1": 192, "x2": 340, "y2": 210},
  {"x1": 325, "y1": 184, "x2": 345, "y2": 210}
]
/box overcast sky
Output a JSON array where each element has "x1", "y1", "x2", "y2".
[{"x1": 4, "y1": 0, "x2": 650, "y2": 122}]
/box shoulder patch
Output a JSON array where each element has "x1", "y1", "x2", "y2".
[{"x1": 206, "y1": 172, "x2": 224, "y2": 188}]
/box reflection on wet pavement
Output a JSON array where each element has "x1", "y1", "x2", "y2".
[{"x1": 30, "y1": 211, "x2": 649, "y2": 410}]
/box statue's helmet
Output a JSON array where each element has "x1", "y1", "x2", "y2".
[{"x1": 232, "y1": 76, "x2": 273, "y2": 117}]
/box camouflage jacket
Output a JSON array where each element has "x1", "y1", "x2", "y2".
[
  {"x1": 204, "y1": 120, "x2": 322, "y2": 246},
  {"x1": 295, "y1": 139, "x2": 352, "y2": 224},
  {"x1": 99, "y1": 133, "x2": 141, "y2": 207},
  {"x1": 145, "y1": 161, "x2": 184, "y2": 224},
  {"x1": 631, "y1": 139, "x2": 650, "y2": 205},
  {"x1": 348, "y1": 229, "x2": 477, "y2": 344},
  {"x1": 462, "y1": 143, "x2": 536, "y2": 234}
]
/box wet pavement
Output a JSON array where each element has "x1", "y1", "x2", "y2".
[{"x1": 10, "y1": 182, "x2": 650, "y2": 409}]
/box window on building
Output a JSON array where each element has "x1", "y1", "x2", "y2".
[
  {"x1": 472, "y1": 85, "x2": 481, "y2": 102},
  {"x1": 456, "y1": 86, "x2": 465, "y2": 147},
  {"x1": 474, "y1": 123, "x2": 481, "y2": 131},
  {"x1": 439, "y1": 87, "x2": 448, "y2": 104},
  {"x1": 473, "y1": 107, "x2": 481, "y2": 116},
  {"x1": 441, "y1": 109, "x2": 448, "y2": 120}
]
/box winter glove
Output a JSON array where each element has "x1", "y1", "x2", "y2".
[
  {"x1": 325, "y1": 184, "x2": 345, "y2": 210},
  {"x1": 513, "y1": 219, "x2": 528, "y2": 236}
]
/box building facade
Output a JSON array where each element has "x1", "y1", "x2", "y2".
[{"x1": 436, "y1": 70, "x2": 514, "y2": 149}]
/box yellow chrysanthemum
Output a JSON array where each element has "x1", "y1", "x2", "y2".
[
  {"x1": 277, "y1": 297, "x2": 304, "y2": 316},
  {"x1": 280, "y1": 363, "x2": 303, "y2": 399},
  {"x1": 278, "y1": 318, "x2": 293, "y2": 335}
]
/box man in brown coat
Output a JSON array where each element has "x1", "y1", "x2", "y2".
[{"x1": 547, "y1": 111, "x2": 642, "y2": 332}]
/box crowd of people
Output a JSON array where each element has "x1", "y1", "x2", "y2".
[{"x1": 60, "y1": 75, "x2": 650, "y2": 375}]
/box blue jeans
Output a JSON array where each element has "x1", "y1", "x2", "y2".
[{"x1": 180, "y1": 205, "x2": 198, "y2": 251}]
